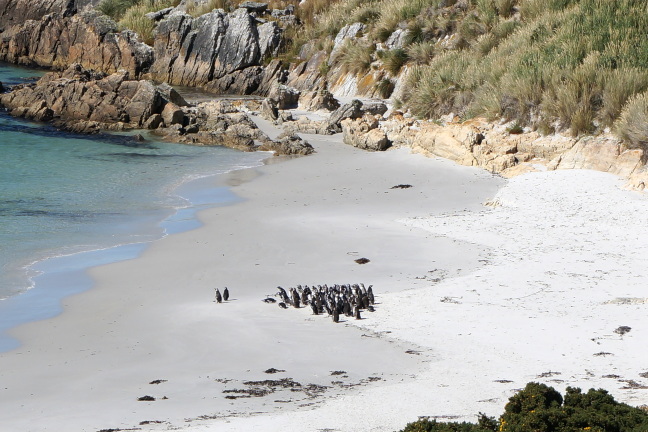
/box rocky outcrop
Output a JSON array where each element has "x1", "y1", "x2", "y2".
[
  {"x1": 148, "y1": 8, "x2": 282, "y2": 93},
  {"x1": 328, "y1": 99, "x2": 387, "y2": 132},
  {"x1": 0, "y1": 64, "x2": 184, "y2": 132},
  {"x1": 341, "y1": 115, "x2": 391, "y2": 151},
  {"x1": 0, "y1": 11, "x2": 153, "y2": 77},
  {"x1": 298, "y1": 89, "x2": 340, "y2": 112}
]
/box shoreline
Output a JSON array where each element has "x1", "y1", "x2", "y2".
[
  {"x1": 2, "y1": 114, "x2": 646, "y2": 431},
  {"x1": 0, "y1": 146, "x2": 269, "y2": 353},
  {"x1": 0, "y1": 129, "x2": 503, "y2": 431}
]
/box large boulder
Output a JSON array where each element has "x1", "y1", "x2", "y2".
[
  {"x1": 328, "y1": 99, "x2": 364, "y2": 131},
  {"x1": 341, "y1": 115, "x2": 391, "y2": 151}
]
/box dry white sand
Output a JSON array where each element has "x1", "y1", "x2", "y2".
[{"x1": 1, "y1": 122, "x2": 647, "y2": 431}]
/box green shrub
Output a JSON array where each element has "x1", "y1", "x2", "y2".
[{"x1": 399, "y1": 383, "x2": 648, "y2": 432}]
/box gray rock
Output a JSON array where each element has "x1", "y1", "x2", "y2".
[
  {"x1": 257, "y1": 21, "x2": 282, "y2": 58},
  {"x1": 385, "y1": 29, "x2": 409, "y2": 49},
  {"x1": 143, "y1": 113, "x2": 163, "y2": 129},
  {"x1": 239, "y1": 2, "x2": 268, "y2": 13},
  {"x1": 214, "y1": 9, "x2": 260, "y2": 78},
  {"x1": 261, "y1": 97, "x2": 279, "y2": 121},
  {"x1": 328, "y1": 99, "x2": 363, "y2": 131},
  {"x1": 269, "y1": 84, "x2": 300, "y2": 109},
  {"x1": 361, "y1": 100, "x2": 388, "y2": 116},
  {"x1": 145, "y1": 7, "x2": 174, "y2": 21},
  {"x1": 265, "y1": 133, "x2": 314, "y2": 155},
  {"x1": 331, "y1": 22, "x2": 365, "y2": 57}
]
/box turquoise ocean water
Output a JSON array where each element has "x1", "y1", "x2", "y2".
[{"x1": 0, "y1": 63, "x2": 268, "y2": 350}]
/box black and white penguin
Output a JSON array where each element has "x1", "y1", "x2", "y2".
[
  {"x1": 223, "y1": 287, "x2": 229, "y2": 302},
  {"x1": 215, "y1": 288, "x2": 222, "y2": 303}
]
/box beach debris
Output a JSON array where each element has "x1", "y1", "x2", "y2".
[
  {"x1": 137, "y1": 395, "x2": 156, "y2": 401},
  {"x1": 494, "y1": 379, "x2": 514, "y2": 383},
  {"x1": 149, "y1": 379, "x2": 167, "y2": 385},
  {"x1": 223, "y1": 287, "x2": 230, "y2": 301},
  {"x1": 264, "y1": 368, "x2": 285, "y2": 374},
  {"x1": 593, "y1": 352, "x2": 614, "y2": 356},
  {"x1": 355, "y1": 258, "x2": 370, "y2": 264},
  {"x1": 614, "y1": 326, "x2": 632, "y2": 336},
  {"x1": 215, "y1": 288, "x2": 222, "y2": 303},
  {"x1": 391, "y1": 184, "x2": 413, "y2": 189},
  {"x1": 536, "y1": 371, "x2": 561, "y2": 378},
  {"x1": 640, "y1": 372, "x2": 648, "y2": 378},
  {"x1": 330, "y1": 370, "x2": 347, "y2": 376},
  {"x1": 603, "y1": 374, "x2": 622, "y2": 379},
  {"x1": 405, "y1": 349, "x2": 422, "y2": 355},
  {"x1": 619, "y1": 379, "x2": 648, "y2": 389}
]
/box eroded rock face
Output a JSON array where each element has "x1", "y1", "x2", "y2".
[
  {"x1": 0, "y1": 11, "x2": 153, "y2": 77},
  {"x1": 0, "y1": 64, "x2": 182, "y2": 132},
  {"x1": 149, "y1": 8, "x2": 282, "y2": 92}
]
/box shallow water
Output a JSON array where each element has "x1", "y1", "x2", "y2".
[{"x1": 0, "y1": 63, "x2": 268, "y2": 349}]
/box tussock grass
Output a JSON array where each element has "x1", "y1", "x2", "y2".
[
  {"x1": 117, "y1": 0, "x2": 180, "y2": 44},
  {"x1": 403, "y1": 0, "x2": 648, "y2": 140},
  {"x1": 615, "y1": 92, "x2": 648, "y2": 151},
  {"x1": 337, "y1": 39, "x2": 375, "y2": 76},
  {"x1": 380, "y1": 48, "x2": 408, "y2": 76},
  {"x1": 185, "y1": 0, "x2": 230, "y2": 16}
]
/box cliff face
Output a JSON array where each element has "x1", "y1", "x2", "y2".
[
  {"x1": 0, "y1": 10, "x2": 153, "y2": 77},
  {"x1": 148, "y1": 8, "x2": 281, "y2": 93}
]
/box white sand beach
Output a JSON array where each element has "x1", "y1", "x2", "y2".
[{"x1": 1, "y1": 125, "x2": 648, "y2": 432}]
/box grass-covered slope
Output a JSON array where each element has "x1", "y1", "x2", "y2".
[
  {"x1": 99, "y1": 0, "x2": 648, "y2": 147},
  {"x1": 295, "y1": 0, "x2": 648, "y2": 147}
]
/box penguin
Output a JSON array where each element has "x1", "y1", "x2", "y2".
[
  {"x1": 343, "y1": 301, "x2": 351, "y2": 317},
  {"x1": 333, "y1": 308, "x2": 340, "y2": 323},
  {"x1": 215, "y1": 288, "x2": 222, "y2": 303},
  {"x1": 223, "y1": 287, "x2": 229, "y2": 302},
  {"x1": 354, "y1": 306, "x2": 361, "y2": 320},
  {"x1": 311, "y1": 302, "x2": 319, "y2": 315},
  {"x1": 278, "y1": 302, "x2": 288, "y2": 309},
  {"x1": 263, "y1": 297, "x2": 276, "y2": 303},
  {"x1": 367, "y1": 305, "x2": 375, "y2": 312}
]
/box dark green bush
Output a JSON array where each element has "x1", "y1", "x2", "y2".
[{"x1": 399, "y1": 383, "x2": 648, "y2": 432}]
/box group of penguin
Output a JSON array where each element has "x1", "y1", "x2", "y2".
[
  {"x1": 264, "y1": 283, "x2": 376, "y2": 323},
  {"x1": 214, "y1": 287, "x2": 229, "y2": 303}
]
